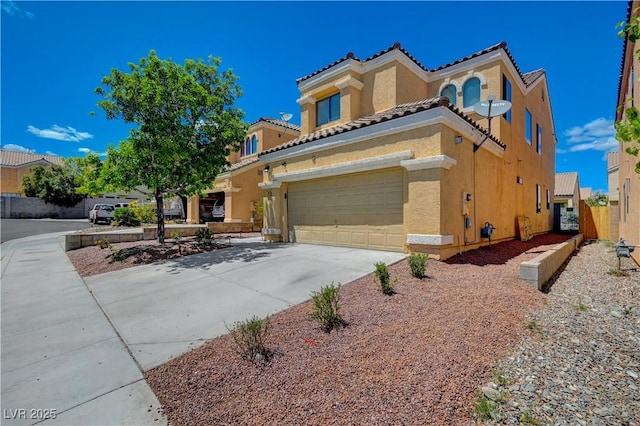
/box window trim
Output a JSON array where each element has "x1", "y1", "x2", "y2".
[
  {"x1": 525, "y1": 109, "x2": 532, "y2": 145},
  {"x1": 536, "y1": 124, "x2": 542, "y2": 155},
  {"x1": 536, "y1": 184, "x2": 541, "y2": 213},
  {"x1": 316, "y1": 93, "x2": 340, "y2": 127},
  {"x1": 440, "y1": 84, "x2": 457, "y2": 107},
  {"x1": 502, "y1": 74, "x2": 512, "y2": 123}
]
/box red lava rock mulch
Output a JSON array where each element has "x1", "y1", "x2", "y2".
[{"x1": 145, "y1": 233, "x2": 574, "y2": 426}]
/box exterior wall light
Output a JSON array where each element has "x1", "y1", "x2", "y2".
[
  {"x1": 264, "y1": 165, "x2": 270, "y2": 172},
  {"x1": 455, "y1": 136, "x2": 463, "y2": 144}
]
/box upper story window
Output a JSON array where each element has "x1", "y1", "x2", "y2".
[
  {"x1": 536, "y1": 124, "x2": 542, "y2": 154},
  {"x1": 241, "y1": 135, "x2": 259, "y2": 157},
  {"x1": 502, "y1": 75, "x2": 512, "y2": 123},
  {"x1": 316, "y1": 93, "x2": 340, "y2": 127},
  {"x1": 440, "y1": 84, "x2": 457, "y2": 107},
  {"x1": 463, "y1": 77, "x2": 480, "y2": 108},
  {"x1": 525, "y1": 109, "x2": 532, "y2": 145}
]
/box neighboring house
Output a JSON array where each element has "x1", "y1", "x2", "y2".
[
  {"x1": 607, "y1": 151, "x2": 620, "y2": 241},
  {"x1": 259, "y1": 42, "x2": 556, "y2": 259},
  {"x1": 617, "y1": 0, "x2": 640, "y2": 265},
  {"x1": 580, "y1": 187, "x2": 592, "y2": 201},
  {"x1": 186, "y1": 118, "x2": 300, "y2": 224},
  {"x1": 0, "y1": 149, "x2": 65, "y2": 196},
  {"x1": 554, "y1": 172, "x2": 580, "y2": 231}
]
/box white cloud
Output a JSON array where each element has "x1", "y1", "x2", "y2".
[
  {"x1": 562, "y1": 118, "x2": 618, "y2": 153},
  {"x1": 2, "y1": 143, "x2": 30, "y2": 152},
  {"x1": 1, "y1": 1, "x2": 34, "y2": 19},
  {"x1": 27, "y1": 125, "x2": 93, "y2": 142},
  {"x1": 78, "y1": 147, "x2": 91, "y2": 153},
  {"x1": 45, "y1": 150, "x2": 58, "y2": 156}
]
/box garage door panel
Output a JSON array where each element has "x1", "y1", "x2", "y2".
[{"x1": 288, "y1": 169, "x2": 403, "y2": 251}]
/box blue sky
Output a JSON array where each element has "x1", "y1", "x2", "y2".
[{"x1": 1, "y1": 1, "x2": 627, "y2": 193}]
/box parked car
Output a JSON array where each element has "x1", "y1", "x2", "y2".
[
  {"x1": 88, "y1": 204, "x2": 115, "y2": 224},
  {"x1": 114, "y1": 202, "x2": 129, "y2": 209}
]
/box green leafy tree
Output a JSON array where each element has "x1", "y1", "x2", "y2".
[
  {"x1": 95, "y1": 50, "x2": 247, "y2": 242},
  {"x1": 616, "y1": 11, "x2": 640, "y2": 175},
  {"x1": 21, "y1": 164, "x2": 86, "y2": 207},
  {"x1": 67, "y1": 152, "x2": 106, "y2": 196},
  {"x1": 585, "y1": 190, "x2": 609, "y2": 207}
]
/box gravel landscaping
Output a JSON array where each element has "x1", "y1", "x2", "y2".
[
  {"x1": 144, "y1": 233, "x2": 575, "y2": 426},
  {"x1": 485, "y1": 241, "x2": 640, "y2": 425}
]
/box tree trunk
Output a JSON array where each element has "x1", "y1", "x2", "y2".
[{"x1": 155, "y1": 188, "x2": 165, "y2": 243}]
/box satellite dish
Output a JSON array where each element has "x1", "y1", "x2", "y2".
[
  {"x1": 280, "y1": 112, "x2": 293, "y2": 122},
  {"x1": 473, "y1": 98, "x2": 512, "y2": 118}
]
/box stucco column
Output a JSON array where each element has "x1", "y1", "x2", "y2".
[
  {"x1": 186, "y1": 195, "x2": 200, "y2": 224},
  {"x1": 259, "y1": 180, "x2": 283, "y2": 242},
  {"x1": 223, "y1": 188, "x2": 242, "y2": 223}
]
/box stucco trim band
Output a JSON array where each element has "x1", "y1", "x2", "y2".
[
  {"x1": 272, "y1": 151, "x2": 413, "y2": 183},
  {"x1": 406, "y1": 234, "x2": 455, "y2": 246},
  {"x1": 258, "y1": 181, "x2": 283, "y2": 189},
  {"x1": 262, "y1": 228, "x2": 281, "y2": 235},
  {"x1": 401, "y1": 155, "x2": 457, "y2": 171},
  {"x1": 335, "y1": 76, "x2": 364, "y2": 90}
]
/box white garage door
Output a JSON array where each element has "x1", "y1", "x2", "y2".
[{"x1": 287, "y1": 168, "x2": 404, "y2": 251}]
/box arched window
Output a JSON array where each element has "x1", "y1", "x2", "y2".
[
  {"x1": 440, "y1": 84, "x2": 457, "y2": 107},
  {"x1": 463, "y1": 77, "x2": 480, "y2": 108},
  {"x1": 251, "y1": 135, "x2": 258, "y2": 154},
  {"x1": 242, "y1": 137, "x2": 250, "y2": 156}
]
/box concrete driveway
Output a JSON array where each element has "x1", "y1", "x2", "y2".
[{"x1": 85, "y1": 240, "x2": 406, "y2": 371}]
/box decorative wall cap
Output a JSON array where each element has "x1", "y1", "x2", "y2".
[
  {"x1": 406, "y1": 234, "x2": 454, "y2": 246},
  {"x1": 262, "y1": 228, "x2": 281, "y2": 235},
  {"x1": 401, "y1": 155, "x2": 457, "y2": 171},
  {"x1": 258, "y1": 181, "x2": 283, "y2": 189},
  {"x1": 335, "y1": 75, "x2": 364, "y2": 91}
]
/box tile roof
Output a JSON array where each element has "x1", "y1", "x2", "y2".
[
  {"x1": 617, "y1": 0, "x2": 635, "y2": 116},
  {"x1": 555, "y1": 172, "x2": 579, "y2": 197},
  {"x1": 296, "y1": 52, "x2": 360, "y2": 84},
  {"x1": 522, "y1": 69, "x2": 545, "y2": 86},
  {"x1": 0, "y1": 149, "x2": 65, "y2": 167},
  {"x1": 227, "y1": 156, "x2": 260, "y2": 172},
  {"x1": 297, "y1": 40, "x2": 539, "y2": 89},
  {"x1": 250, "y1": 117, "x2": 301, "y2": 132},
  {"x1": 259, "y1": 96, "x2": 505, "y2": 156}
]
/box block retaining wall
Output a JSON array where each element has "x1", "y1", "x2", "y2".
[{"x1": 519, "y1": 234, "x2": 584, "y2": 290}]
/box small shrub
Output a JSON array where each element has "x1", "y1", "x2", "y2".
[
  {"x1": 195, "y1": 228, "x2": 214, "y2": 243},
  {"x1": 109, "y1": 248, "x2": 127, "y2": 262},
  {"x1": 526, "y1": 320, "x2": 542, "y2": 334},
  {"x1": 132, "y1": 204, "x2": 156, "y2": 224},
  {"x1": 170, "y1": 230, "x2": 182, "y2": 242},
  {"x1": 226, "y1": 315, "x2": 270, "y2": 363},
  {"x1": 575, "y1": 303, "x2": 588, "y2": 312},
  {"x1": 494, "y1": 372, "x2": 512, "y2": 386},
  {"x1": 114, "y1": 207, "x2": 141, "y2": 227},
  {"x1": 408, "y1": 253, "x2": 428, "y2": 278},
  {"x1": 521, "y1": 410, "x2": 539, "y2": 425},
  {"x1": 96, "y1": 238, "x2": 111, "y2": 249},
  {"x1": 374, "y1": 262, "x2": 394, "y2": 295},
  {"x1": 310, "y1": 283, "x2": 344, "y2": 332},
  {"x1": 473, "y1": 394, "x2": 498, "y2": 421},
  {"x1": 608, "y1": 268, "x2": 629, "y2": 277}
]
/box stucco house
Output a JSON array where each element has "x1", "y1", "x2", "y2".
[
  {"x1": 0, "y1": 149, "x2": 65, "y2": 197},
  {"x1": 259, "y1": 42, "x2": 556, "y2": 259},
  {"x1": 616, "y1": 0, "x2": 640, "y2": 264},
  {"x1": 553, "y1": 172, "x2": 580, "y2": 232},
  {"x1": 607, "y1": 151, "x2": 620, "y2": 241},
  {"x1": 186, "y1": 118, "x2": 300, "y2": 224}
]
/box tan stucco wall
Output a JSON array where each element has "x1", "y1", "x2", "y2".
[{"x1": 1, "y1": 168, "x2": 22, "y2": 194}]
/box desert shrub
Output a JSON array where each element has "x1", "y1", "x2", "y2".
[
  {"x1": 170, "y1": 230, "x2": 182, "y2": 242},
  {"x1": 195, "y1": 227, "x2": 214, "y2": 243},
  {"x1": 374, "y1": 262, "x2": 394, "y2": 295},
  {"x1": 310, "y1": 283, "x2": 344, "y2": 332},
  {"x1": 114, "y1": 207, "x2": 141, "y2": 227},
  {"x1": 96, "y1": 238, "x2": 111, "y2": 249},
  {"x1": 226, "y1": 315, "x2": 270, "y2": 363},
  {"x1": 408, "y1": 253, "x2": 429, "y2": 278},
  {"x1": 109, "y1": 247, "x2": 127, "y2": 262},
  {"x1": 132, "y1": 204, "x2": 156, "y2": 224}
]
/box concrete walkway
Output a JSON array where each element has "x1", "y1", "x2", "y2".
[
  {"x1": 1, "y1": 232, "x2": 406, "y2": 425},
  {"x1": 1, "y1": 233, "x2": 166, "y2": 426}
]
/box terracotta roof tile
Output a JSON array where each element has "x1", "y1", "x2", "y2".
[
  {"x1": 295, "y1": 52, "x2": 360, "y2": 84},
  {"x1": 259, "y1": 97, "x2": 505, "y2": 156},
  {"x1": 250, "y1": 117, "x2": 300, "y2": 132},
  {"x1": 522, "y1": 69, "x2": 545, "y2": 86},
  {"x1": 227, "y1": 156, "x2": 260, "y2": 172},
  {"x1": 0, "y1": 149, "x2": 65, "y2": 167},
  {"x1": 555, "y1": 172, "x2": 579, "y2": 197},
  {"x1": 363, "y1": 42, "x2": 430, "y2": 73}
]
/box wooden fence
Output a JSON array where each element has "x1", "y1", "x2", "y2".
[{"x1": 579, "y1": 201, "x2": 610, "y2": 240}]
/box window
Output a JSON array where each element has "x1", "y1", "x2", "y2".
[
  {"x1": 536, "y1": 184, "x2": 541, "y2": 213},
  {"x1": 316, "y1": 93, "x2": 340, "y2": 126},
  {"x1": 525, "y1": 109, "x2": 532, "y2": 145},
  {"x1": 463, "y1": 77, "x2": 480, "y2": 108},
  {"x1": 502, "y1": 75, "x2": 511, "y2": 123},
  {"x1": 536, "y1": 124, "x2": 542, "y2": 154},
  {"x1": 251, "y1": 135, "x2": 258, "y2": 154},
  {"x1": 241, "y1": 135, "x2": 258, "y2": 157},
  {"x1": 440, "y1": 84, "x2": 457, "y2": 107},
  {"x1": 546, "y1": 189, "x2": 550, "y2": 210}
]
